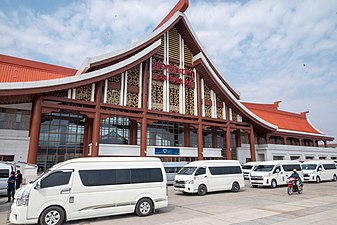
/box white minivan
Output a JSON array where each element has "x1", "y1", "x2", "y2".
[
  {"x1": 242, "y1": 162, "x2": 260, "y2": 179},
  {"x1": 0, "y1": 162, "x2": 15, "y2": 195},
  {"x1": 10, "y1": 157, "x2": 168, "y2": 225},
  {"x1": 174, "y1": 160, "x2": 244, "y2": 195},
  {"x1": 301, "y1": 160, "x2": 337, "y2": 183},
  {"x1": 250, "y1": 160, "x2": 303, "y2": 188}
]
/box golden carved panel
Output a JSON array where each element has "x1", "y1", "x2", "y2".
[
  {"x1": 127, "y1": 92, "x2": 139, "y2": 107},
  {"x1": 169, "y1": 27, "x2": 180, "y2": 61},
  {"x1": 152, "y1": 80, "x2": 164, "y2": 111},
  {"x1": 75, "y1": 85, "x2": 92, "y2": 101},
  {"x1": 109, "y1": 74, "x2": 121, "y2": 83},
  {"x1": 107, "y1": 89, "x2": 120, "y2": 105},
  {"x1": 217, "y1": 107, "x2": 223, "y2": 119},
  {"x1": 205, "y1": 105, "x2": 212, "y2": 118},
  {"x1": 127, "y1": 65, "x2": 140, "y2": 86},
  {"x1": 204, "y1": 84, "x2": 211, "y2": 100},
  {"x1": 185, "y1": 87, "x2": 194, "y2": 115},
  {"x1": 169, "y1": 84, "x2": 180, "y2": 113}
]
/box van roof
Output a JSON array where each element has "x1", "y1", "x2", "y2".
[
  {"x1": 186, "y1": 160, "x2": 240, "y2": 167},
  {"x1": 302, "y1": 160, "x2": 336, "y2": 164},
  {"x1": 51, "y1": 157, "x2": 162, "y2": 170}
]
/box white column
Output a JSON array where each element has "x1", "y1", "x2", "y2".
[
  {"x1": 67, "y1": 89, "x2": 72, "y2": 99},
  {"x1": 148, "y1": 57, "x2": 153, "y2": 110},
  {"x1": 90, "y1": 83, "x2": 95, "y2": 102},
  {"x1": 138, "y1": 63, "x2": 143, "y2": 108},
  {"x1": 120, "y1": 72, "x2": 124, "y2": 105},
  {"x1": 72, "y1": 88, "x2": 76, "y2": 99},
  {"x1": 201, "y1": 78, "x2": 205, "y2": 117},
  {"x1": 124, "y1": 71, "x2": 128, "y2": 106},
  {"x1": 194, "y1": 68, "x2": 198, "y2": 116},
  {"x1": 103, "y1": 79, "x2": 108, "y2": 103}
]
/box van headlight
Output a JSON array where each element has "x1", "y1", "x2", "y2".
[
  {"x1": 185, "y1": 180, "x2": 194, "y2": 184},
  {"x1": 16, "y1": 189, "x2": 30, "y2": 206}
]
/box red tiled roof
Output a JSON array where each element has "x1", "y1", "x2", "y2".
[
  {"x1": 153, "y1": 0, "x2": 189, "y2": 31},
  {"x1": 0, "y1": 54, "x2": 77, "y2": 82},
  {"x1": 242, "y1": 102, "x2": 321, "y2": 134}
]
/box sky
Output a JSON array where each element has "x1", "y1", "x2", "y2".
[{"x1": 1, "y1": 0, "x2": 337, "y2": 142}]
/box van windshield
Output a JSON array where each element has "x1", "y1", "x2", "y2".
[
  {"x1": 177, "y1": 167, "x2": 197, "y2": 175},
  {"x1": 254, "y1": 165, "x2": 274, "y2": 172},
  {"x1": 242, "y1": 165, "x2": 253, "y2": 170},
  {"x1": 302, "y1": 164, "x2": 317, "y2": 170}
]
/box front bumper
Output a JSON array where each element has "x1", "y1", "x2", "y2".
[{"x1": 10, "y1": 201, "x2": 37, "y2": 224}]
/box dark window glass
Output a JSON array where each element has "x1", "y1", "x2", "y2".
[
  {"x1": 0, "y1": 169, "x2": 9, "y2": 178},
  {"x1": 131, "y1": 168, "x2": 163, "y2": 183},
  {"x1": 116, "y1": 169, "x2": 131, "y2": 184},
  {"x1": 79, "y1": 168, "x2": 163, "y2": 186},
  {"x1": 323, "y1": 164, "x2": 336, "y2": 170},
  {"x1": 209, "y1": 166, "x2": 242, "y2": 175},
  {"x1": 282, "y1": 164, "x2": 302, "y2": 172},
  {"x1": 41, "y1": 171, "x2": 72, "y2": 188}
]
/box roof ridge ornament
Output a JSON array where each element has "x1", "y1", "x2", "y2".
[{"x1": 153, "y1": 0, "x2": 189, "y2": 31}]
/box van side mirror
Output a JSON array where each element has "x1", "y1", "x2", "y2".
[{"x1": 34, "y1": 181, "x2": 40, "y2": 190}]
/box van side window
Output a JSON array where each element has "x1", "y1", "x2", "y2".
[
  {"x1": 0, "y1": 169, "x2": 9, "y2": 178},
  {"x1": 282, "y1": 164, "x2": 301, "y2": 172},
  {"x1": 323, "y1": 164, "x2": 336, "y2": 170},
  {"x1": 41, "y1": 171, "x2": 72, "y2": 188},
  {"x1": 209, "y1": 166, "x2": 242, "y2": 175},
  {"x1": 79, "y1": 168, "x2": 163, "y2": 186},
  {"x1": 273, "y1": 166, "x2": 281, "y2": 173},
  {"x1": 195, "y1": 167, "x2": 206, "y2": 175}
]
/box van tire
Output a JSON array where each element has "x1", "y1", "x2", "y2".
[
  {"x1": 39, "y1": 206, "x2": 65, "y2": 225},
  {"x1": 333, "y1": 174, "x2": 337, "y2": 182},
  {"x1": 135, "y1": 198, "x2": 153, "y2": 217},
  {"x1": 197, "y1": 184, "x2": 207, "y2": 196},
  {"x1": 231, "y1": 182, "x2": 240, "y2": 192},
  {"x1": 316, "y1": 176, "x2": 320, "y2": 183},
  {"x1": 271, "y1": 179, "x2": 277, "y2": 188}
]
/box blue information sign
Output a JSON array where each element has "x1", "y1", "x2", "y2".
[{"x1": 155, "y1": 148, "x2": 180, "y2": 155}]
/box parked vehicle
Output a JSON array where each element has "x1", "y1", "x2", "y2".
[
  {"x1": 250, "y1": 160, "x2": 303, "y2": 188},
  {"x1": 287, "y1": 177, "x2": 303, "y2": 195},
  {"x1": 163, "y1": 162, "x2": 188, "y2": 185},
  {"x1": 0, "y1": 162, "x2": 15, "y2": 195},
  {"x1": 174, "y1": 160, "x2": 244, "y2": 196},
  {"x1": 10, "y1": 157, "x2": 168, "y2": 225},
  {"x1": 301, "y1": 160, "x2": 337, "y2": 183},
  {"x1": 242, "y1": 162, "x2": 260, "y2": 179}
]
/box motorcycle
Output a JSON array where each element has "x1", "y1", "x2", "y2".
[{"x1": 287, "y1": 177, "x2": 303, "y2": 195}]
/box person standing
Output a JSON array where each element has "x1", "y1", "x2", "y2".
[
  {"x1": 7, "y1": 171, "x2": 16, "y2": 202},
  {"x1": 16, "y1": 170, "x2": 22, "y2": 190}
]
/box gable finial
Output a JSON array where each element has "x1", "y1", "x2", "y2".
[{"x1": 153, "y1": 0, "x2": 189, "y2": 31}]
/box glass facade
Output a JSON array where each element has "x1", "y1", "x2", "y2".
[
  {"x1": 38, "y1": 113, "x2": 85, "y2": 172},
  {"x1": 0, "y1": 108, "x2": 30, "y2": 130}
]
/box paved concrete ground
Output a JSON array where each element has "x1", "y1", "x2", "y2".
[{"x1": 1, "y1": 180, "x2": 337, "y2": 225}]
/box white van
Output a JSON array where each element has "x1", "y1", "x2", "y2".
[
  {"x1": 10, "y1": 157, "x2": 168, "y2": 225},
  {"x1": 242, "y1": 162, "x2": 260, "y2": 179},
  {"x1": 163, "y1": 162, "x2": 188, "y2": 185},
  {"x1": 301, "y1": 160, "x2": 337, "y2": 183},
  {"x1": 0, "y1": 162, "x2": 15, "y2": 195},
  {"x1": 250, "y1": 160, "x2": 303, "y2": 188},
  {"x1": 174, "y1": 160, "x2": 244, "y2": 195}
]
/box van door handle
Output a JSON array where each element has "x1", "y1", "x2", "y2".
[{"x1": 60, "y1": 188, "x2": 71, "y2": 194}]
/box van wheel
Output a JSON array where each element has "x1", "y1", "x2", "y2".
[
  {"x1": 271, "y1": 179, "x2": 277, "y2": 188},
  {"x1": 316, "y1": 176, "x2": 320, "y2": 183},
  {"x1": 231, "y1": 182, "x2": 240, "y2": 192},
  {"x1": 197, "y1": 184, "x2": 207, "y2": 196},
  {"x1": 39, "y1": 206, "x2": 65, "y2": 225},
  {"x1": 333, "y1": 174, "x2": 337, "y2": 182},
  {"x1": 135, "y1": 198, "x2": 153, "y2": 217}
]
